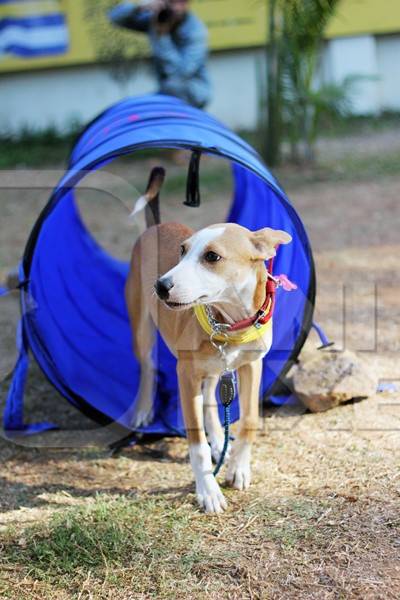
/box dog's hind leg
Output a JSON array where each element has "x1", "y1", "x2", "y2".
[
  {"x1": 125, "y1": 257, "x2": 157, "y2": 429},
  {"x1": 203, "y1": 376, "x2": 231, "y2": 464},
  {"x1": 131, "y1": 313, "x2": 156, "y2": 429}
]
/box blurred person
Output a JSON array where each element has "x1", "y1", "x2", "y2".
[{"x1": 108, "y1": 0, "x2": 211, "y2": 108}]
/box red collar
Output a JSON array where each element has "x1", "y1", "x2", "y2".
[{"x1": 224, "y1": 258, "x2": 277, "y2": 333}]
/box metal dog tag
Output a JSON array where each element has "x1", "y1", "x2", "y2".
[{"x1": 219, "y1": 370, "x2": 236, "y2": 406}]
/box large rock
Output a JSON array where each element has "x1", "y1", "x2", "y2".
[{"x1": 292, "y1": 349, "x2": 378, "y2": 413}]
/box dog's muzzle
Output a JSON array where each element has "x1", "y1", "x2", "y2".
[{"x1": 155, "y1": 276, "x2": 174, "y2": 300}]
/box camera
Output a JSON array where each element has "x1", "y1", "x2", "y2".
[{"x1": 157, "y1": 6, "x2": 175, "y2": 24}]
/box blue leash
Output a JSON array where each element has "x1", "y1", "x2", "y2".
[
  {"x1": 212, "y1": 369, "x2": 235, "y2": 477},
  {"x1": 213, "y1": 403, "x2": 231, "y2": 477}
]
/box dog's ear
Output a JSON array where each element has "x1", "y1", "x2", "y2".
[{"x1": 250, "y1": 228, "x2": 292, "y2": 260}]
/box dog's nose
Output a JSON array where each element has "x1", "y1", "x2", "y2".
[{"x1": 155, "y1": 277, "x2": 174, "y2": 300}]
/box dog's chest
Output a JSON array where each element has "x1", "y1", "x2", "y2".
[
  {"x1": 225, "y1": 345, "x2": 268, "y2": 370},
  {"x1": 201, "y1": 343, "x2": 270, "y2": 375},
  {"x1": 224, "y1": 347, "x2": 244, "y2": 369}
]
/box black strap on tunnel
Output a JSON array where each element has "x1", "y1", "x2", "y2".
[{"x1": 184, "y1": 150, "x2": 201, "y2": 207}]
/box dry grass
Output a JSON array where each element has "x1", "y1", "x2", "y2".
[{"x1": 1, "y1": 391, "x2": 399, "y2": 599}]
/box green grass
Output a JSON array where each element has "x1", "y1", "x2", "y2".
[
  {"x1": 0, "y1": 126, "x2": 79, "y2": 169},
  {"x1": 0, "y1": 495, "x2": 211, "y2": 598},
  {"x1": 0, "y1": 493, "x2": 333, "y2": 598},
  {"x1": 320, "y1": 149, "x2": 400, "y2": 181},
  {"x1": 3, "y1": 496, "x2": 200, "y2": 573},
  {"x1": 0, "y1": 138, "x2": 71, "y2": 169},
  {"x1": 240, "y1": 111, "x2": 400, "y2": 150},
  {"x1": 316, "y1": 111, "x2": 400, "y2": 139},
  {"x1": 272, "y1": 148, "x2": 400, "y2": 189}
]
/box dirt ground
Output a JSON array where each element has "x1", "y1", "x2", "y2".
[{"x1": 0, "y1": 130, "x2": 399, "y2": 598}]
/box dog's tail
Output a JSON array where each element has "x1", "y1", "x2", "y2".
[{"x1": 129, "y1": 166, "x2": 165, "y2": 228}]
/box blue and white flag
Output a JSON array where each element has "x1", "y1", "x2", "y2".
[{"x1": 0, "y1": 0, "x2": 69, "y2": 58}]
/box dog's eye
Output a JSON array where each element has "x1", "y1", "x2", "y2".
[
  {"x1": 204, "y1": 251, "x2": 221, "y2": 263},
  {"x1": 180, "y1": 245, "x2": 186, "y2": 257}
]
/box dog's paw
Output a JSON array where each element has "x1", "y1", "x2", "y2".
[
  {"x1": 196, "y1": 474, "x2": 227, "y2": 514},
  {"x1": 210, "y1": 438, "x2": 231, "y2": 465},
  {"x1": 225, "y1": 441, "x2": 251, "y2": 491},
  {"x1": 225, "y1": 462, "x2": 251, "y2": 491},
  {"x1": 131, "y1": 404, "x2": 154, "y2": 429}
]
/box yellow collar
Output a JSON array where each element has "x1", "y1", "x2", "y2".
[{"x1": 193, "y1": 302, "x2": 273, "y2": 345}]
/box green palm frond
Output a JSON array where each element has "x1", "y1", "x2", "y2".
[
  {"x1": 281, "y1": 0, "x2": 339, "y2": 51},
  {"x1": 264, "y1": 0, "x2": 346, "y2": 163}
]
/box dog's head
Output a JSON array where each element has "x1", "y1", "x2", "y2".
[{"x1": 155, "y1": 223, "x2": 292, "y2": 310}]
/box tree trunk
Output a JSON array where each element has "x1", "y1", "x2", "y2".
[{"x1": 265, "y1": 0, "x2": 282, "y2": 166}]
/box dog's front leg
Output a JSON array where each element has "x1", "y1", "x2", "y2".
[
  {"x1": 226, "y1": 358, "x2": 262, "y2": 491},
  {"x1": 177, "y1": 361, "x2": 227, "y2": 514},
  {"x1": 203, "y1": 376, "x2": 231, "y2": 464}
]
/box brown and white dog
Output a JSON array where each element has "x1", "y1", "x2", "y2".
[{"x1": 125, "y1": 169, "x2": 292, "y2": 513}]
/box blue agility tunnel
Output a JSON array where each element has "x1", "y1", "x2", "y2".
[{"x1": 4, "y1": 94, "x2": 315, "y2": 439}]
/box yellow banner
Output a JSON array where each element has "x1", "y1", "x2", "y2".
[
  {"x1": 0, "y1": 1, "x2": 61, "y2": 18},
  {"x1": 1, "y1": 0, "x2": 400, "y2": 74}
]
